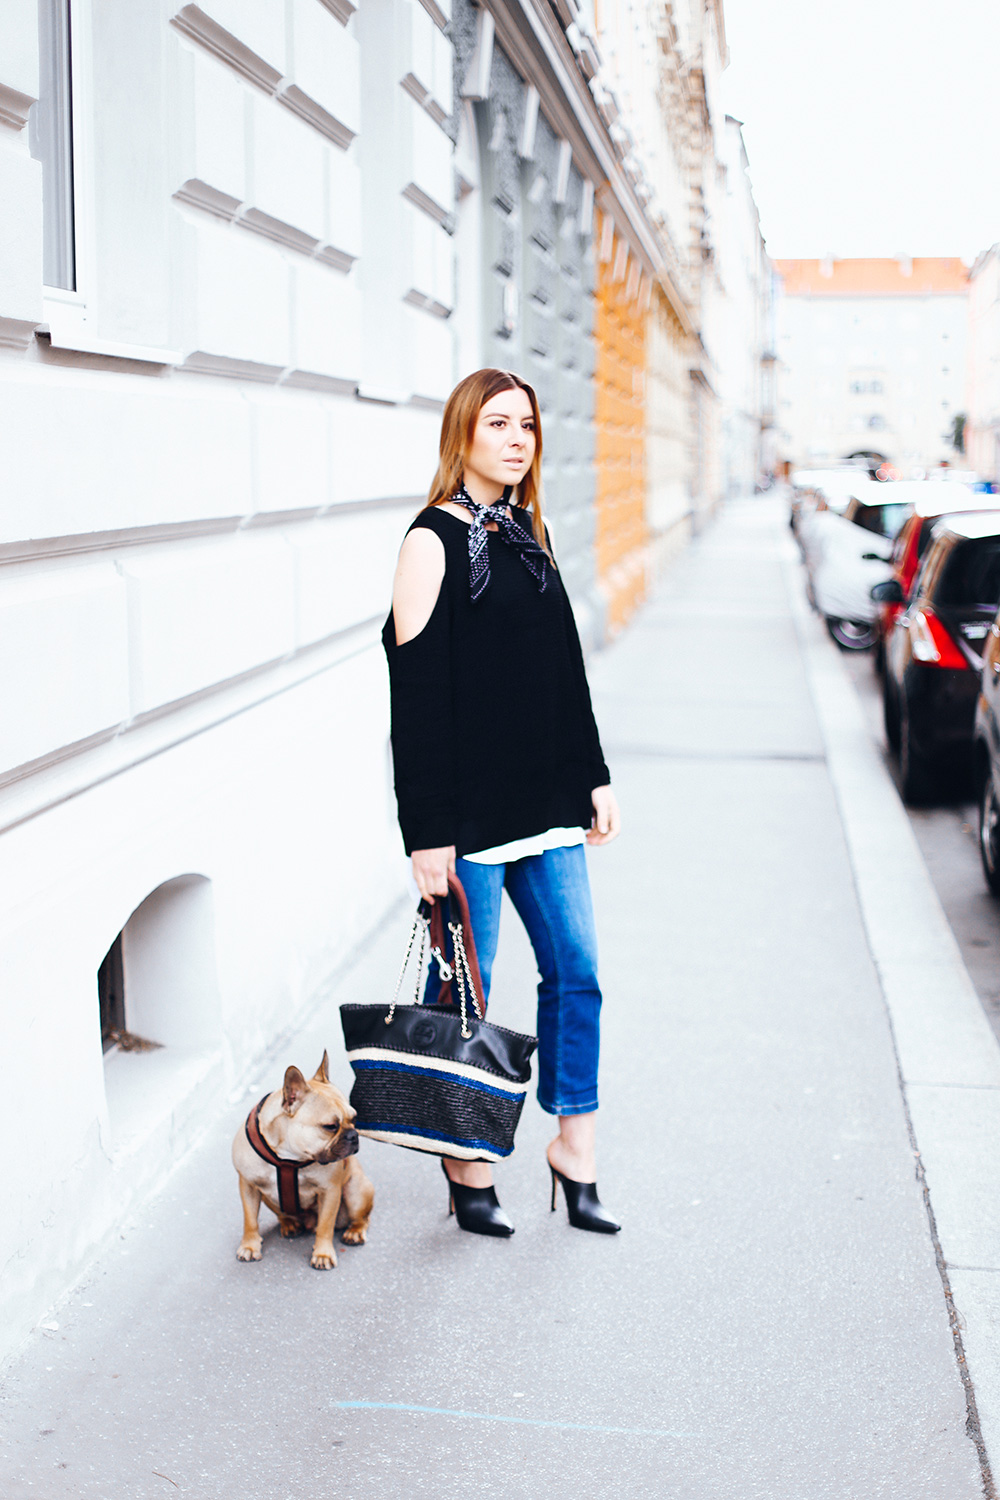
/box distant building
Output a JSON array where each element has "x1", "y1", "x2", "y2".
[
  {"x1": 774, "y1": 258, "x2": 969, "y2": 475},
  {"x1": 966, "y1": 246, "x2": 1000, "y2": 481}
]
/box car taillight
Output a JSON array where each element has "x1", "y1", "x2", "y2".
[{"x1": 910, "y1": 607, "x2": 968, "y2": 670}]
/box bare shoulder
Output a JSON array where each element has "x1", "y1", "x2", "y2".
[
  {"x1": 397, "y1": 524, "x2": 446, "y2": 570},
  {"x1": 392, "y1": 525, "x2": 446, "y2": 645}
]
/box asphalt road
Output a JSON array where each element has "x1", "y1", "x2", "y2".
[
  {"x1": 0, "y1": 500, "x2": 986, "y2": 1499},
  {"x1": 840, "y1": 648, "x2": 1000, "y2": 1038}
]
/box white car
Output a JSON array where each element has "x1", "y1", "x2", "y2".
[{"x1": 804, "y1": 482, "x2": 913, "y2": 649}]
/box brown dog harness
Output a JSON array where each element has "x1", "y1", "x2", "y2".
[{"x1": 244, "y1": 1096, "x2": 310, "y2": 1221}]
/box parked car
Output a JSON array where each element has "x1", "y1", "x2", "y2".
[
  {"x1": 790, "y1": 467, "x2": 868, "y2": 541},
  {"x1": 871, "y1": 481, "x2": 983, "y2": 669},
  {"x1": 876, "y1": 512, "x2": 1000, "y2": 802},
  {"x1": 973, "y1": 614, "x2": 1000, "y2": 895},
  {"x1": 804, "y1": 481, "x2": 911, "y2": 650}
]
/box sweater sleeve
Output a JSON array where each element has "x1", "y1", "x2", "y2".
[
  {"x1": 383, "y1": 579, "x2": 459, "y2": 855},
  {"x1": 546, "y1": 528, "x2": 611, "y2": 789}
]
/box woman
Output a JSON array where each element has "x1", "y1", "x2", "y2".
[{"x1": 383, "y1": 367, "x2": 621, "y2": 1237}]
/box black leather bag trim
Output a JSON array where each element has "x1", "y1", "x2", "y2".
[{"x1": 340, "y1": 1002, "x2": 537, "y2": 1084}]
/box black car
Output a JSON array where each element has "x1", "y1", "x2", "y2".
[
  {"x1": 874, "y1": 512, "x2": 1000, "y2": 802},
  {"x1": 974, "y1": 613, "x2": 1000, "y2": 895}
]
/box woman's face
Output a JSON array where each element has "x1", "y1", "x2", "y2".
[{"x1": 465, "y1": 387, "x2": 537, "y2": 496}]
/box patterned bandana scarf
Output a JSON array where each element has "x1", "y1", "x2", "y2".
[{"x1": 452, "y1": 484, "x2": 550, "y2": 601}]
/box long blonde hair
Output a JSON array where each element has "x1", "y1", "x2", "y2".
[{"x1": 427, "y1": 369, "x2": 546, "y2": 546}]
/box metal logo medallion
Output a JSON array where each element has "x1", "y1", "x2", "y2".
[{"x1": 413, "y1": 1020, "x2": 437, "y2": 1049}]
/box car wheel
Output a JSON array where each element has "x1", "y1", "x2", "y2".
[
  {"x1": 980, "y1": 775, "x2": 1000, "y2": 898},
  {"x1": 827, "y1": 617, "x2": 877, "y2": 651},
  {"x1": 883, "y1": 677, "x2": 901, "y2": 752},
  {"x1": 873, "y1": 635, "x2": 885, "y2": 676},
  {"x1": 900, "y1": 707, "x2": 938, "y2": 805}
]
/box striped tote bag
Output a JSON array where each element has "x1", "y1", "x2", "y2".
[{"x1": 340, "y1": 876, "x2": 537, "y2": 1162}]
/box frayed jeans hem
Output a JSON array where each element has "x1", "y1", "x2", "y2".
[{"x1": 538, "y1": 1096, "x2": 599, "y2": 1118}]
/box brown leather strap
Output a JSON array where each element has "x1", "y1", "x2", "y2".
[
  {"x1": 245, "y1": 1097, "x2": 304, "y2": 1220},
  {"x1": 429, "y1": 872, "x2": 486, "y2": 1016}
]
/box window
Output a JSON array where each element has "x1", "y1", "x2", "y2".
[
  {"x1": 29, "y1": 0, "x2": 180, "y2": 360},
  {"x1": 97, "y1": 932, "x2": 124, "y2": 1052},
  {"x1": 100, "y1": 877, "x2": 222, "y2": 1148},
  {"x1": 854, "y1": 503, "x2": 909, "y2": 539},
  {"x1": 29, "y1": 0, "x2": 76, "y2": 290},
  {"x1": 938, "y1": 540, "x2": 1000, "y2": 608},
  {"x1": 849, "y1": 379, "x2": 883, "y2": 395}
]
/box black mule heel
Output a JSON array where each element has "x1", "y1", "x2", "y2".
[
  {"x1": 442, "y1": 1159, "x2": 514, "y2": 1238},
  {"x1": 549, "y1": 1163, "x2": 621, "y2": 1234}
]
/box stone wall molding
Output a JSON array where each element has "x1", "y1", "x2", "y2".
[
  {"x1": 0, "y1": 615, "x2": 383, "y2": 837},
  {"x1": 0, "y1": 81, "x2": 36, "y2": 131},
  {"x1": 0, "y1": 317, "x2": 42, "y2": 350},
  {"x1": 0, "y1": 495, "x2": 421, "y2": 569},
  {"x1": 170, "y1": 6, "x2": 357, "y2": 148}
]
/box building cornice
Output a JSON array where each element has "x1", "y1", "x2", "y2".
[{"x1": 481, "y1": 0, "x2": 695, "y2": 336}]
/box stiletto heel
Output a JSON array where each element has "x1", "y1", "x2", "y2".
[
  {"x1": 548, "y1": 1163, "x2": 621, "y2": 1234},
  {"x1": 441, "y1": 1159, "x2": 514, "y2": 1237}
]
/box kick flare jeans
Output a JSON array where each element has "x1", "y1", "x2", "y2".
[{"x1": 424, "y1": 844, "x2": 602, "y2": 1116}]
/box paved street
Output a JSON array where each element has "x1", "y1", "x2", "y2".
[{"x1": 0, "y1": 498, "x2": 992, "y2": 1498}]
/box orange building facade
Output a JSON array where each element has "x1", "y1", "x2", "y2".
[{"x1": 593, "y1": 228, "x2": 649, "y2": 634}]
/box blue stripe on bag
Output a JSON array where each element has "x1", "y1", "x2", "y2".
[
  {"x1": 356, "y1": 1121, "x2": 514, "y2": 1155},
  {"x1": 350, "y1": 1058, "x2": 523, "y2": 1101}
]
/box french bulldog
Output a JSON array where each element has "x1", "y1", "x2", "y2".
[{"x1": 232, "y1": 1051, "x2": 374, "y2": 1270}]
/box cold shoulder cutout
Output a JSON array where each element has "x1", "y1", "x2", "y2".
[
  {"x1": 382, "y1": 504, "x2": 610, "y2": 856},
  {"x1": 391, "y1": 526, "x2": 445, "y2": 645}
]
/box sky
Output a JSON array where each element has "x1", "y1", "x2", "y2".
[{"x1": 721, "y1": 0, "x2": 1000, "y2": 266}]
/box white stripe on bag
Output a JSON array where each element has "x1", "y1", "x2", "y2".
[{"x1": 346, "y1": 1048, "x2": 528, "y2": 1095}]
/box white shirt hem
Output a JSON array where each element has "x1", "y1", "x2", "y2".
[{"x1": 461, "y1": 826, "x2": 587, "y2": 866}]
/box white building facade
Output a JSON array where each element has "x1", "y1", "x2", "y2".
[
  {"x1": 966, "y1": 245, "x2": 1000, "y2": 481},
  {"x1": 716, "y1": 115, "x2": 771, "y2": 497},
  {"x1": 0, "y1": 0, "x2": 696, "y2": 1359},
  {"x1": 1, "y1": 0, "x2": 461, "y2": 1362},
  {"x1": 774, "y1": 257, "x2": 969, "y2": 475}
]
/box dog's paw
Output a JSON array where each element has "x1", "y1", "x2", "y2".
[
  {"x1": 236, "y1": 1241, "x2": 262, "y2": 1262},
  {"x1": 310, "y1": 1247, "x2": 338, "y2": 1270},
  {"x1": 341, "y1": 1225, "x2": 368, "y2": 1245},
  {"x1": 278, "y1": 1217, "x2": 305, "y2": 1238}
]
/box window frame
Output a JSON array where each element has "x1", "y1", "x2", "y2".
[{"x1": 40, "y1": 0, "x2": 181, "y2": 364}]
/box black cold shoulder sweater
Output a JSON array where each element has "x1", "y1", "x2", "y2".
[{"x1": 382, "y1": 505, "x2": 611, "y2": 857}]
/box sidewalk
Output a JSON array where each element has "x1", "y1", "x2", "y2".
[{"x1": 0, "y1": 499, "x2": 988, "y2": 1498}]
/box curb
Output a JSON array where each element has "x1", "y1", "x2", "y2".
[{"x1": 782, "y1": 539, "x2": 1000, "y2": 1497}]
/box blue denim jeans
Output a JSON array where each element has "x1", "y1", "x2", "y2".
[{"x1": 424, "y1": 845, "x2": 602, "y2": 1116}]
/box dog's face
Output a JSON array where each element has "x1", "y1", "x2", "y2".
[{"x1": 281, "y1": 1053, "x2": 360, "y2": 1165}]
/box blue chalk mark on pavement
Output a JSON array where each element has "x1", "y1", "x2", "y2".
[{"x1": 334, "y1": 1401, "x2": 692, "y2": 1438}]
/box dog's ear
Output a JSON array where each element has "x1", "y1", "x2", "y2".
[
  {"x1": 312, "y1": 1050, "x2": 330, "y2": 1084},
  {"x1": 282, "y1": 1066, "x2": 309, "y2": 1114}
]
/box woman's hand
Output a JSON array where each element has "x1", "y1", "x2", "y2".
[
  {"x1": 411, "y1": 846, "x2": 456, "y2": 902},
  {"x1": 586, "y1": 785, "x2": 620, "y2": 846}
]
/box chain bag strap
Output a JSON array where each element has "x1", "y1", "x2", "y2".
[
  {"x1": 448, "y1": 914, "x2": 483, "y2": 1038},
  {"x1": 426, "y1": 874, "x2": 487, "y2": 1019},
  {"x1": 382, "y1": 888, "x2": 460, "y2": 1028},
  {"x1": 341, "y1": 869, "x2": 537, "y2": 1162},
  {"x1": 383, "y1": 909, "x2": 429, "y2": 1027}
]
